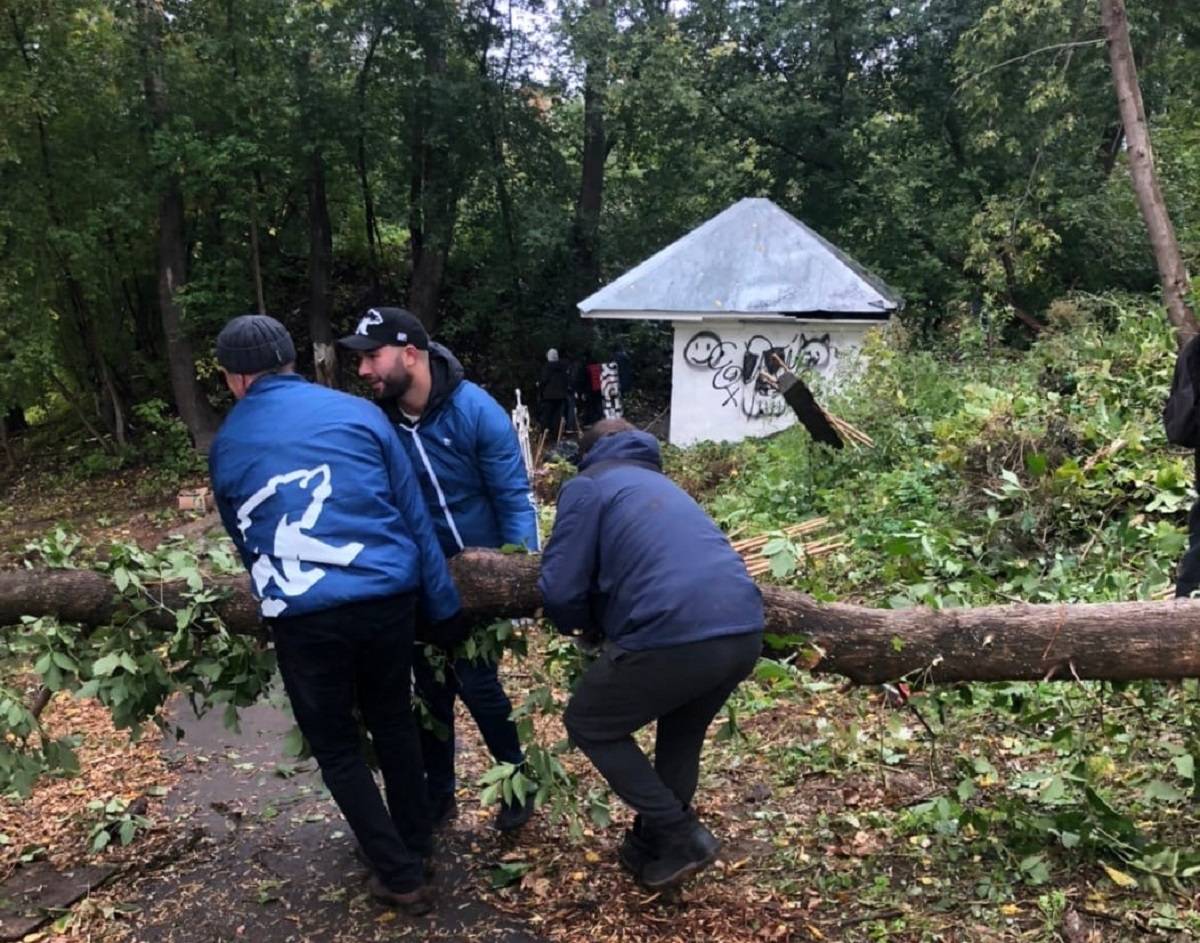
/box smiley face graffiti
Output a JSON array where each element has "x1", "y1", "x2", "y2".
[{"x1": 683, "y1": 329, "x2": 834, "y2": 418}]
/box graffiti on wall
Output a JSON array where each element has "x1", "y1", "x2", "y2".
[
  {"x1": 600, "y1": 362, "x2": 623, "y2": 419},
  {"x1": 682, "y1": 330, "x2": 835, "y2": 418}
]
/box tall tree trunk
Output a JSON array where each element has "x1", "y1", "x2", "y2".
[
  {"x1": 355, "y1": 20, "x2": 386, "y2": 292},
  {"x1": 1100, "y1": 0, "x2": 1198, "y2": 346},
  {"x1": 307, "y1": 146, "x2": 337, "y2": 388},
  {"x1": 248, "y1": 188, "x2": 265, "y2": 315},
  {"x1": 407, "y1": 1, "x2": 459, "y2": 332},
  {"x1": 477, "y1": 0, "x2": 522, "y2": 301},
  {"x1": 571, "y1": 0, "x2": 608, "y2": 293},
  {"x1": 0, "y1": 412, "x2": 10, "y2": 470},
  {"x1": 138, "y1": 0, "x2": 220, "y2": 450},
  {"x1": 295, "y1": 49, "x2": 337, "y2": 387}
]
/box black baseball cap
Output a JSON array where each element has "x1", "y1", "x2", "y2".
[{"x1": 337, "y1": 307, "x2": 430, "y2": 352}]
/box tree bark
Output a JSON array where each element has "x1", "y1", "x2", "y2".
[
  {"x1": 138, "y1": 0, "x2": 221, "y2": 451},
  {"x1": 406, "y1": 1, "x2": 461, "y2": 333},
  {"x1": 570, "y1": 0, "x2": 608, "y2": 292},
  {"x1": 5, "y1": 551, "x2": 1200, "y2": 684},
  {"x1": 248, "y1": 187, "x2": 266, "y2": 316},
  {"x1": 354, "y1": 19, "x2": 387, "y2": 291},
  {"x1": 1100, "y1": 0, "x2": 1198, "y2": 347},
  {"x1": 307, "y1": 146, "x2": 337, "y2": 388}
]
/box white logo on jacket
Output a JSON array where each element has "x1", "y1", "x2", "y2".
[{"x1": 235, "y1": 464, "x2": 364, "y2": 617}]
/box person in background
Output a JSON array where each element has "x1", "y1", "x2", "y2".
[
  {"x1": 537, "y1": 418, "x2": 764, "y2": 888},
  {"x1": 537, "y1": 348, "x2": 570, "y2": 440},
  {"x1": 209, "y1": 314, "x2": 461, "y2": 915},
  {"x1": 1165, "y1": 333, "x2": 1200, "y2": 596},
  {"x1": 338, "y1": 306, "x2": 539, "y2": 833}
]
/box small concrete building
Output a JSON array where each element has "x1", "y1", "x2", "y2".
[{"x1": 578, "y1": 198, "x2": 901, "y2": 446}]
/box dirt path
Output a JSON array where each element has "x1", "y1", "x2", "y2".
[{"x1": 118, "y1": 694, "x2": 546, "y2": 942}]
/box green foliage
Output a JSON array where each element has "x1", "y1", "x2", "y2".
[
  {"x1": 3, "y1": 0, "x2": 1198, "y2": 432},
  {"x1": 86, "y1": 795, "x2": 152, "y2": 853},
  {"x1": 131, "y1": 399, "x2": 205, "y2": 486},
  {"x1": 700, "y1": 298, "x2": 1200, "y2": 903},
  {"x1": 0, "y1": 536, "x2": 273, "y2": 796}
]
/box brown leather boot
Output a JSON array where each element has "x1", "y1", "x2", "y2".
[{"x1": 366, "y1": 875, "x2": 434, "y2": 916}]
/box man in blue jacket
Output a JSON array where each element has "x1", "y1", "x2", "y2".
[
  {"x1": 209, "y1": 314, "x2": 462, "y2": 915},
  {"x1": 338, "y1": 307, "x2": 539, "y2": 833},
  {"x1": 538, "y1": 419, "x2": 763, "y2": 889}
]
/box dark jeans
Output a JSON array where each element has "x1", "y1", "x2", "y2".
[
  {"x1": 412, "y1": 648, "x2": 525, "y2": 802},
  {"x1": 272, "y1": 593, "x2": 430, "y2": 892},
  {"x1": 540, "y1": 399, "x2": 566, "y2": 436},
  {"x1": 564, "y1": 632, "x2": 762, "y2": 828},
  {"x1": 1177, "y1": 498, "x2": 1200, "y2": 597}
]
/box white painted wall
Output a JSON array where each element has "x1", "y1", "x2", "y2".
[{"x1": 668, "y1": 317, "x2": 878, "y2": 446}]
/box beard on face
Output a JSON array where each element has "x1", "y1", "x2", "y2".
[{"x1": 378, "y1": 363, "x2": 413, "y2": 400}]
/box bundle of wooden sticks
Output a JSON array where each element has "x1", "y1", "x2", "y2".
[{"x1": 731, "y1": 518, "x2": 848, "y2": 578}]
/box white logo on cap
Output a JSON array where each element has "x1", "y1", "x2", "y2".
[
  {"x1": 355, "y1": 309, "x2": 384, "y2": 336},
  {"x1": 397, "y1": 332, "x2": 408, "y2": 342}
]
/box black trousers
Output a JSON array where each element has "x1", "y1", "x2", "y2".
[
  {"x1": 411, "y1": 647, "x2": 524, "y2": 802},
  {"x1": 1178, "y1": 497, "x2": 1200, "y2": 597},
  {"x1": 564, "y1": 632, "x2": 762, "y2": 828},
  {"x1": 272, "y1": 593, "x2": 431, "y2": 892}
]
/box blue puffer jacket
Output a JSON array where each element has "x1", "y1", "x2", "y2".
[
  {"x1": 383, "y1": 344, "x2": 539, "y2": 557},
  {"x1": 209, "y1": 374, "x2": 461, "y2": 622},
  {"x1": 537, "y1": 430, "x2": 764, "y2": 651}
]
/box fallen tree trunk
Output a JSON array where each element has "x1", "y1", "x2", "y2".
[{"x1": 2, "y1": 551, "x2": 1200, "y2": 684}]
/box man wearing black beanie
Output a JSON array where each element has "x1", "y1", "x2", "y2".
[{"x1": 208, "y1": 314, "x2": 463, "y2": 915}]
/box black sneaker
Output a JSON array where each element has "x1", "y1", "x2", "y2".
[
  {"x1": 429, "y1": 794, "x2": 458, "y2": 830},
  {"x1": 639, "y1": 817, "x2": 721, "y2": 889},
  {"x1": 494, "y1": 796, "x2": 535, "y2": 833}
]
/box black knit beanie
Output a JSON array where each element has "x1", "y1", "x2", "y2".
[{"x1": 215, "y1": 315, "x2": 296, "y2": 374}]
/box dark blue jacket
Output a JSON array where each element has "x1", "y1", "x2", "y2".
[
  {"x1": 384, "y1": 344, "x2": 539, "y2": 557},
  {"x1": 209, "y1": 374, "x2": 460, "y2": 622},
  {"x1": 537, "y1": 430, "x2": 764, "y2": 650}
]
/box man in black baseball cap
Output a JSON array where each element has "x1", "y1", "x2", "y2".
[
  {"x1": 337, "y1": 308, "x2": 431, "y2": 404},
  {"x1": 339, "y1": 307, "x2": 430, "y2": 353},
  {"x1": 338, "y1": 306, "x2": 540, "y2": 834}
]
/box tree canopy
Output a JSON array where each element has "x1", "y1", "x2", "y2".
[{"x1": 1, "y1": 0, "x2": 1198, "y2": 445}]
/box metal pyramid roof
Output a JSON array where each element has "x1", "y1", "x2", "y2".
[{"x1": 578, "y1": 197, "x2": 901, "y2": 319}]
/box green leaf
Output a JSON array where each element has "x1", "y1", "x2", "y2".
[
  {"x1": 282, "y1": 725, "x2": 307, "y2": 758},
  {"x1": 92, "y1": 654, "x2": 121, "y2": 677},
  {"x1": 489, "y1": 861, "x2": 531, "y2": 888},
  {"x1": 588, "y1": 798, "x2": 611, "y2": 829},
  {"x1": 113, "y1": 567, "x2": 130, "y2": 593},
  {"x1": 118, "y1": 819, "x2": 136, "y2": 846},
  {"x1": 1040, "y1": 775, "x2": 1066, "y2": 803},
  {"x1": 1143, "y1": 779, "x2": 1186, "y2": 803},
  {"x1": 1019, "y1": 853, "x2": 1050, "y2": 885}
]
